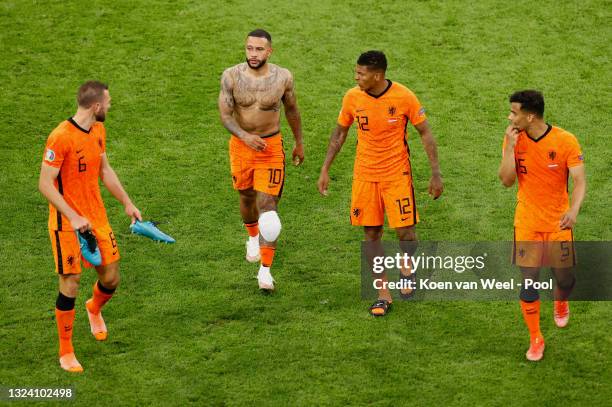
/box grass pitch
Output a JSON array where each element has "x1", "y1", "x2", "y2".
[{"x1": 0, "y1": 0, "x2": 610, "y2": 405}]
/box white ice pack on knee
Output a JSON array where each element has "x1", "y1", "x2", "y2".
[{"x1": 259, "y1": 211, "x2": 281, "y2": 242}]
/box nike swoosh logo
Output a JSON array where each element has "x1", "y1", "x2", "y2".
[
  {"x1": 76, "y1": 149, "x2": 83, "y2": 154},
  {"x1": 401, "y1": 217, "x2": 410, "y2": 221},
  {"x1": 356, "y1": 109, "x2": 366, "y2": 112},
  {"x1": 112, "y1": 251, "x2": 118, "y2": 256}
]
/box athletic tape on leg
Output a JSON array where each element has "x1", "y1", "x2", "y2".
[{"x1": 259, "y1": 211, "x2": 281, "y2": 242}]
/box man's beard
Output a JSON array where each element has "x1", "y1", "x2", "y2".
[
  {"x1": 95, "y1": 111, "x2": 106, "y2": 122},
  {"x1": 246, "y1": 57, "x2": 267, "y2": 70}
]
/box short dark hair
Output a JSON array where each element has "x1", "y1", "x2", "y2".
[
  {"x1": 509, "y1": 90, "x2": 545, "y2": 117},
  {"x1": 77, "y1": 80, "x2": 108, "y2": 108},
  {"x1": 247, "y1": 29, "x2": 272, "y2": 44},
  {"x1": 357, "y1": 50, "x2": 387, "y2": 72}
]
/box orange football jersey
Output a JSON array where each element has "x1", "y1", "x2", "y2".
[
  {"x1": 338, "y1": 81, "x2": 427, "y2": 181},
  {"x1": 42, "y1": 118, "x2": 109, "y2": 231},
  {"x1": 505, "y1": 125, "x2": 584, "y2": 232}
]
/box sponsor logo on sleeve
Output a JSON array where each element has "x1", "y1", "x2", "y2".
[
  {"x1": 578, "y1": 154, "x2": 584, "y2": 161},
  {"x1": 418, "y1": 107, "x2": 426, "y2": 116}
]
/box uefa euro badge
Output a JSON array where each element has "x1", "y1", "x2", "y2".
[
  {"x1": 77, "y1": 230, "x2": 102, "y2": 266},
  {"x1": 130, "y1": 220, "x2": 176, "y2": 243}
]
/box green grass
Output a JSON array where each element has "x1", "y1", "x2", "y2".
[{"x1": 1, "y1": 0, "x2": 610, "y2": 405}]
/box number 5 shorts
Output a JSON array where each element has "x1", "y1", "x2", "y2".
[
  {"x1": 512, "y1": 227, "x2": 576, "y2": 268},
  {"x1": 229, "y1": 132, "x2": 286, "y2": 197},
  {"x1": 350, "y1": 175, "x2": 420, "y2": 228},
  {"x1": 49, "y1": 223, "x2": 120, "y2": 274}
]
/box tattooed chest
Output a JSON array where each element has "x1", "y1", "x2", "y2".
[{"x1": 233, "y1": 75, "x2": 285, "y2": 111}]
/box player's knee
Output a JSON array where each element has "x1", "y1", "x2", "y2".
[
  {"x1": 259, "y1": 211, "x2": 281, "y2": 242},
  {"x1": 101, "y1": 269, "x2": 120, "y2": 290},
  {"x1": 97, "y1": 262, "x2": 120, "y2": 289},
  {"x1": 364, "y1": 227, "x2": 383, "y2": 242},
  {"x1": 59, "y1": 274, "x2": 81, "y2": 297},
  {"x1": 520, "y1": 285, "x2": 539, "y2": 302},
  {"x1": 104, "y1": 274, "x2": 120, "y2": 290},
  {"x1": 396, "y1": 227, "x2": 416, "y2": 242}
]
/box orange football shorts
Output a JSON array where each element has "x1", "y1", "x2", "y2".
[
  {"x1": 513, "y1": 227, "x2": 575, "y2": 268},
  {"x1": 229, "y1": 132, "x2": 285, "y2": 197},
  {"x1": 49, "y1": 223, "x2": 120, "y2": 274},
  {"x1": 350, "y1": 175, "x2": 419, "y2": 228}
]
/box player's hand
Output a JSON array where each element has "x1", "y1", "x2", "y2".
[
  {"x1": 124, "y1": 202, "x2": 142, "y2": 225},
  {"x1": 428, "y1": 174, "x2": 443, "y2": 200},
  {"x1": 504, "y1": 125, "x2": 519, "y2": 150},
  {"x1": 559, "y1": 208, "x2": 578, "y2": 230},
  {"x1": 242, "y1": 133, "x2": 267, "y2": 152},
  {"x1": 292, "y1": 143, "x2": 304, "y2": 166},
  {"x1": 317, "y1": 169, "x2": 330, "y2": 196},
  {"x1": 70, "y1": 215, "x2": 92, "y2": 233}
]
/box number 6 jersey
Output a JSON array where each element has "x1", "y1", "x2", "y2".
[{"x1": 42, "y1": 118, "x2": 109, "y2": 231}]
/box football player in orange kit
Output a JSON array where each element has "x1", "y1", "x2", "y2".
[
  {"x1": 39, "y1": 81, "x2": 142, "y2": 372},
  {"x1": 499, "y1": 90, "x2": 586, "y2": 361},
  {"x1": 318, "y1": 51, "x2": 443, "y2": 316}
]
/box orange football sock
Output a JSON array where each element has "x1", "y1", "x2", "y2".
[
  {"x1": 245, "y1": 222, "x2": 259, "y2": 238},
  {"x1": 89, "y1": 281, "x2": 114, "y2": 315},
  {"x1": 520, "y1": 300, "x2": 542, "y2": 339},
  {"x1": 260, "y1": 246, "x2": 276, "y2": 267},
  {"x1": 55, "y1": 308, "x2": 75, "y2": 357}
]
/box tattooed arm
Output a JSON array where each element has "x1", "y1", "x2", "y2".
[
  {"x1": 317, "y1": 124, "x2": 350, "y2": 195},
  {"x1": 218, "y1": 69, "x2": 266, "y2": 151},
  {"x1": 282, "y1": 71, "x2": 304, "y2": 165}
]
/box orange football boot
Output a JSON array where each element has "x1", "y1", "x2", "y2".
[
  {"x1": 554, "y1": 300, "x2": 570, "y2": 328},
  {"x1": 526, "y1": 335, "x2": 545, "y2": 361},
  {"x1": 59, "y1": 352, "x2": 83, "y2": 373},
  {"x1": 86, "y1": 299, "x2": 108, "y2": 341}
]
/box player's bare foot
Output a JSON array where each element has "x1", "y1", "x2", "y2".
[
  {"x1": 246, "y1": 238, "x2": 260, "y2": 263},
  {"x1": 526, "y1": 335, "x2": 545, "y2": 361},
  {"x1": 257, "y1": 266, "x2": 275, "y2": 291},
  {"x1": 554, "y1": 300, "x2": 570, "y2": 328},
  {"x1": 59, "y1": 352, "x2": 83, "y2": 373},
  {"x1": 86, "y1": 299, "x2": 107, "y2": 341}
]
